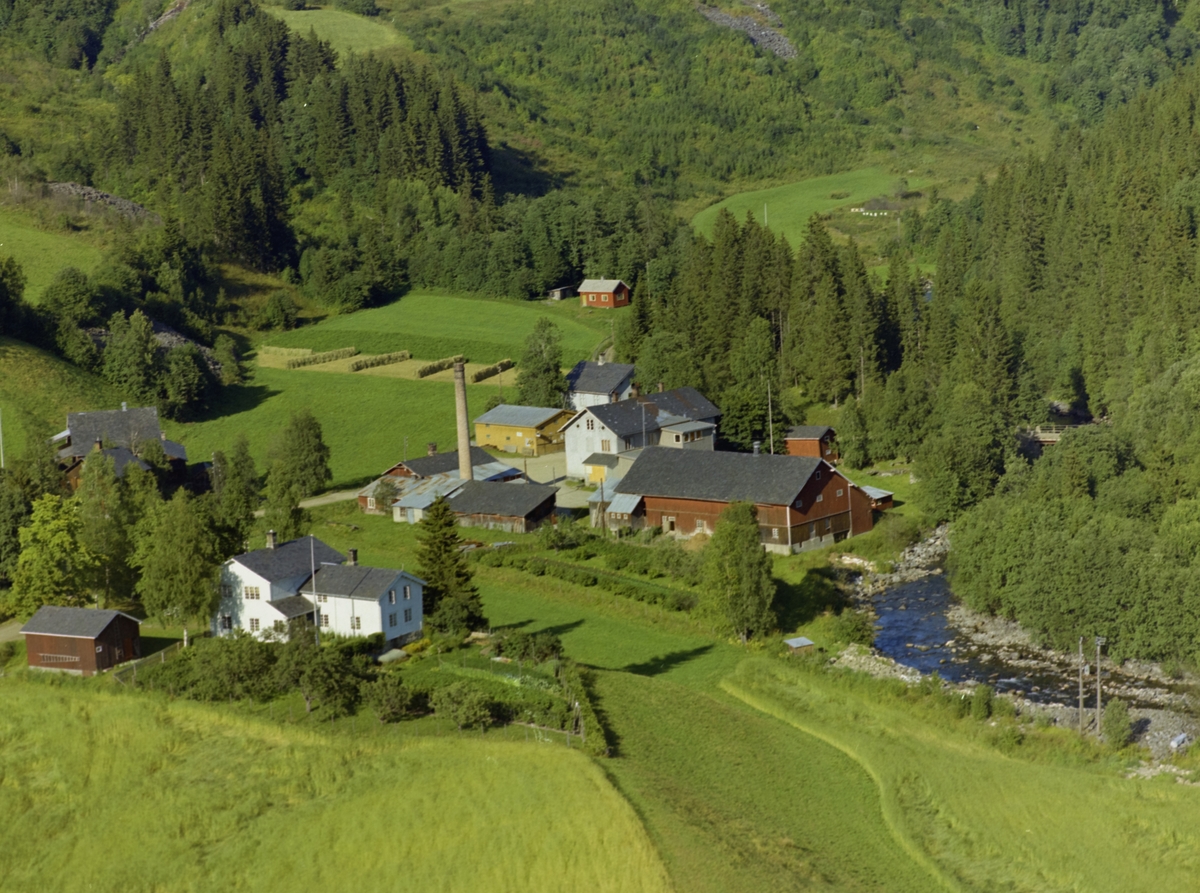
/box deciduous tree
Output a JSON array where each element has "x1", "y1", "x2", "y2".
[
  {"x1": 516, "y1": 317, "x2": 567, "y2": 408},
  {"x1": 8, "y1": 494, "x2": 97, "y2": 618}
]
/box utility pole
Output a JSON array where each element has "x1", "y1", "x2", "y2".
[
  {"x1": 1078, "y1": 636, "x2": 1085, "y2": 735},
  {"x1": 1095, "y1": 636, "x2": 1105, "y2": 737},
  {"x1": 0, "y1": 407, "x2": 4, "y2": 469},
  {"x1": 403, "y1": 435, "x2": 408, "y2": 463},
  {"x1": 767, "y1": 380, "x2": 774, "y2": 454},
  {"x1": 311, "y1": 535, "x2": 320, "y2": 647},
  {"x1": 764, "y1": 203, "x2": 768, "y2": 227}
]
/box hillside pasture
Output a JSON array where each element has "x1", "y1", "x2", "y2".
[
  {"x1": 0, "y1": 212, "x2": 103, "y2": 303},
  {"x1": 262, "y1": 290, "x2": 608, "y2": 365},
  {"x1": 265, "y1": 5, "x2": 412, "y2": 57},
  {"x1": 692, "y1": 167, "x2": 928, "y2": 249},
  {"x1": 0, "y1": 336, "x2": 124, "y2": 458},
  {"x1": 0, "y1": 678, "x2": 671, "y2": 893}
]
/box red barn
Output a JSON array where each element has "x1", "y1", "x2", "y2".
[
  {"x1": 611, "y1": 447, "x2": 873, "y2": 553},
  {"x1": 785, "y1": 425, "x2": 838, "y2": 462},
  {"x1": 21, "y1": 606, "x2": 141, "y2": 676},
  {"x1": 578, "y1": 279, "x2": 631, "y2": 309}
]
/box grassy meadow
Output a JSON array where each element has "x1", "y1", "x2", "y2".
[
  {"x1": 261, "y1": 290, "x2": 610, "y2": 365},
  {"x1": 0, "y1": 210, "x2": 104, "y2": 303},
  {"x1": 0, "y1": 676, "x2": 671, "y2": 893},
  {"x1": 265, "y1": 4, "x2": 413, "y2": 57},
  {"x1": 692, "y1": 167, "x2": 929, "y2": 249}
]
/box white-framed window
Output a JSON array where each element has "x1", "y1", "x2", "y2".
[
  {"x1": 367, "y1": 497, "x2": 376, "y2": 510},
  {"x1": 404, "y1": 585, "x2": 411, "y2": 600},
  {"x1": 273, "y1": 620, "x2": 285, "y2": 633},
  {"x1": 389, "y1": 590, "x2": 396, "y2": 604},
  {"x1": 695, "y1": 518, "x2": 705, "y2": 532},
  {"x1": 245, "y1": 586, "x2": 261, "y2": 600},
  {"x1": 601, "y1": 439, "x2": 611, "y2": 451},
  {"x1": 95, "y1": 645, "x2": 103, "y2": 653},
  {"x1": 816, "y1": 494, "x2": 823, "y2": 503},
  {"x1": 389, "y1": 613, "x2": 397, "y2": 627},
  {"x1": 317, "y1": 594, "x2": 328, "y2": 603},
  {"x1": 221, "y1": 615, "x2": 232, "y2": 630},
  {"x1": 321, "y1": 614, "x2": 330, "y2": 628},
  {"x1": 772, "y1": 528, "x2": 779, "y2": 540},
  {"x1": 837, "y1": 488, "x2": 844, "y2": 497},
  {"x1": 351, "y1": 617, "x2": 362, "y2": 631},
  {"x1": 249, "y1": 618, "x2": 260, "y2": 632},
  {"x1": 404, "y1": 608, "x2": 413, "y2": 623}
]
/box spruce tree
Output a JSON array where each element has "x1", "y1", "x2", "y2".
[
  {"x1": 77, "y1": 453, "x2": 135, "y2": 609},
  {"x1": 839, "y1": 395, "x2": 870, "y2": 469},
  {"x1": 516, "y1": 317, "x2": 567, "y2": 407},
  {"x1": 415, "y1": 496, "x2": 486, "y2": 633},
  {"x1": 702, "y1": 502, "x2": 775, "y2": 642}
]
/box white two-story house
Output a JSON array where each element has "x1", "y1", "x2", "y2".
[
  {"x1": 213, "y1": 532, "x2": 424, "y2": 646},
  {"x1": 561, "y1": 386, "x2": 722, "y2": 479}
]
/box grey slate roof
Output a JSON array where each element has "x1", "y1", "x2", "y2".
[
  {"x1": 786, "y1": 425, "x2": 835, "y2": 440},
  {"x1": 269, "y1": 595, "x2": 316, "y2": 619},
  {"x1": 303, "y1": 566, "x2": 413, "y2": 601},
  {"x1": 474, "y1": 404, "x2": 566, "y2": 427},
  {"x1": 64, "y1": 407, "x2": 163, "y2": 456},
  {"x1": 578, "y1": 279, "x2": 629, "y2": 293},
  {"x1": 21, "y1": 606, "x2": 139, "y2": 639},
  {"x1": 399, "y1": 447, "x2": 504, "y2": 478},
  {"x1": 583, "y1": 452, "x2": 620, "y2": 468},
  {"x1": 232, "y1": 535, "x2": 345, "y2": 583},
  {"x1": 614, "y1": 447, "x2": 821, "y2": 506},
  {"x1": 566, "y1": 360, "x2": 636, "y2": 396},
  {"x1": 583, "y1": 388, "x2": 722, "y2": 439},
  {"x1": 447, "y1": 480, "x2": 558, "y2": 518},
  {"x1": 101, "y1": 447, "x2": 150, "y2": 478}
]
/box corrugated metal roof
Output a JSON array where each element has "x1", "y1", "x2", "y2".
[
  {"x1": 615, "y1": 447, "x2": 821, "y2": 506},
  {"x1": 662, "y1": 419, "x2": 715, "y2": 434},
  {"x1": 860, "y1": 485, "x2": 894, "y2": 500},
  {"x1": 474, "y1": 404, "x2": 567, "y2": 428},
  {"x1": 21, "y1": 606, "x2": 140, "y2": 639},
  {"x1": 394, "y1": 476, "x2": 465, "y2": 509},
  {"x1": 606, "y1": 492, "x2": 643, "y2": 515},
  {"x1": 578, "y1": 279, "x2": 629, "y2": 292},
  {"x1": 785, "y1": 636, "x2": 815, "y2": 648}
]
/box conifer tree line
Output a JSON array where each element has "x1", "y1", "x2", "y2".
[{"x1": 99, "y1": 0, "x2": 488, "y2": 272}]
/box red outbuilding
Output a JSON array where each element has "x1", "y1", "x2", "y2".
[
  {"x1": 21, "y1": 606, "x2": 142, "y2": 676},
  {"x1": 578, "y1": 279, "x2": 631, "y2": 309}
]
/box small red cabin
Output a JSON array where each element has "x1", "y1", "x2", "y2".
[
  {"x1": 785, "y1": 425, "x2": 838, "y2": 462},
  {"x1": 21, "y1": 606, "x2": 141, "y2": 676},
  {"x1": 578, "y1": 279, "x2": 631, "y2": 309}
]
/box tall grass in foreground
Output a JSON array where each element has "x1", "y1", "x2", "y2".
[
  {"x1": 0, "y1": 676, "x2": 670, "y2": 893},
  {"x1": 725, "y1": 658, "x2": 1200, "y2": 893}
]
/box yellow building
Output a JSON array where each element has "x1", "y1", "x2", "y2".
[{"x1": 473, "y1": 405, "x2": 573, "y2": 457}]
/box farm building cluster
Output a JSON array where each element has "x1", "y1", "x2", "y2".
[{"x1": 357, "y1": 359, "x2": 893, "y2": 553}]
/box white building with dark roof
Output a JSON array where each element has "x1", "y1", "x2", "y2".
[
  {"x1": 565, "y1": 360, "x2": 636, "y2": 410},
  {"x1": 213, "y1": 532, "x2": 424, "y2": 644}
]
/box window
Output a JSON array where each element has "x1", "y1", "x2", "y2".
[
  {"x1": 404, "y1": 585, "x2": 411, "y2": 600},
  {"x1": 95, "y1": 645, "x2": 103, "y2": 653},
  {"x1": 351, "y1": 617, "x2": 362, "y2": 631},
  {"x1": 772, "y1": 528, "x2": 779, "y2": 540},
  {"x1": 221, "y1": 615, "x2": 232, "y2": 631},
  {"x1": 321, "y1": 614, "x2": 330, "y2": 628},
  {"x1": 825, "y1": 519, "x2": 832, "y2": 530},
  {"x1": 244, "y1": 586, "x2": 261, "y2": 600},
  {"x1": 249, "y1": 618, "x2": 260, "y2": 632},
  {"x1": 675, "y1": 434, "x2": 681, "y2": 443},
  {"x1": 389, "y1": 613, "x2": 397, "y2": 627},
  {"x1": 367, "y1": 497, "x2": 376, "y2": 510},
  {"x1": 389, "y1": 590, "x2": 396, "y2": 604},
  {"x1": 601, "y1": 439, "x2": 611, "y2": 451},
  {"x1": 837, "y1": 489, "x2": 844, "y2": 497},
  {"x1": 624, "y1": 438, "x2": 632, "y2": 450},
  {"x1": 273, "y1": 620, "x2": 285, "y2": 633},
  {"x1": 695, "y1": 518, "x2": 705, "y2": 532},
  {"x1": 515, "y1": 431, "x2": 523, "y2": 437},
  {"x1": 586, "y1": 418, "x2": 595, "y2": 431},
  {"x1": 317, "y1": 594, "x2": 328, "y2": 604},
  {"x1": 816, "y1": 494, "x2": 823, "y2": 503},
  {"x1": 815, "y1": 470, "x2": 821, "y2": 480},
  {"x1": 404, "y1": 608, "x2": 413, "y2": 623}
]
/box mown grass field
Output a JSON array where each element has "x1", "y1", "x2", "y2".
[
  {"x1": 0, "y1": 677, "x2": 671, "y2": 893},
  {"x1": 261, "y1": 290, "x2": 610, "y2": 365},
  {"x1": 0, "y1": 336, "x2": 124, "y2": 458},
  {"x1": 0, "y1": 211, "x2": 104, "y2": 303},
  {"x1": 265, "y1": 4, "x2": 413, "y2": 57},
  {"x1": 692, "y1": 167, "x2": 930, "y2": 249}
]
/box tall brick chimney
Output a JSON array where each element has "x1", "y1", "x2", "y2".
[{"x1": 454, "y1": 361, "x2": 472, "y2": 483}]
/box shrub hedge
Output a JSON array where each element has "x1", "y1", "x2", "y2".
[
  {"x1": 349, "y1": 350, "x2": 410, "y2": 371},
  {"x1": 471, "y1": 358, "x2": 513, "y2": 383},
  {"x1": 416, "y1": 354, "x2": 465, "y2": 377},
  {"x1": 285, "y1": 347, "x2": 358, "y2": 368}
]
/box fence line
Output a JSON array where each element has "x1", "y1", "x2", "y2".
[{"x1": 111, "y1": 641, "x2": 183, "y2": 686}]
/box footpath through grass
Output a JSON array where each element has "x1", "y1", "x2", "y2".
[{"x1": 0, "y1": 675, "x2": 670, "y2": 893}]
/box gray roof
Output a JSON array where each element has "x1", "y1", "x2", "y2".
[
  {"x1": 474, "y1": 405, "x2": 567, "y2": 427},
  {"x1": 566, "y1": 360, "x2": 636, "y2": 396},
  {"x1": 447, "y1": 480, "x2": 558, "y2": 518},
  {"x1": 785, "y1": 636, "x2": 815, "y2": 648},
  {"x1": 64, "y1": 407, "x2": 165, "y2": 457},
  {"x1": 303, "y1": 566, "x2": 417, "y2": 601},
  {"x1": 394, "y1": 476, "x2": 465, "y2": 510},
  {"x1": 101, "y1": 447, "x2": 150, "y2": 478},
  {"x1": 583, "y1": 452, "x2": 620, "y2": 468},
  {"x1": 860, "y1": 485, "x2": 894, "y2": 501},
  {"x1": 614, "y1": 447, "x2": 821, "y2": 506},
  {"x1": 582, "y1": 388, "x2": 722, "y2": 439},
  {"x1": 232, "y1": 535, "x2": 346, "y2": 583},
  {"x1": 578, "y1": 279, "x2": 629, "y2": 292},
  {"x1": 662, "y1": 419, "x2": 715, "y2": 434},
  {"x1": 399, "y1": 447, "x2": 506, "y2": 478},
  {"x1": 269, "y1": 595, "x2": 316, "y2": 619},
  {"x1": 606, "y1": 492, "x2": 643, "y2": 515},
  {"x1": 787, "y1": 425, "x2": 835, "y2": 440},
  {"x1": 21, "y1": 606, "x2": 140, "y2": 639}
]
